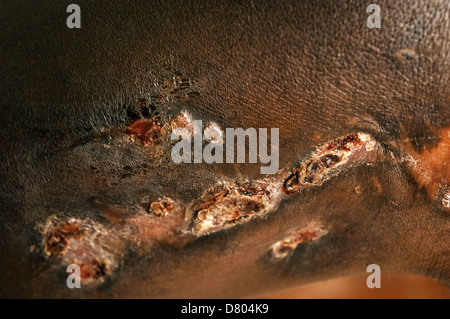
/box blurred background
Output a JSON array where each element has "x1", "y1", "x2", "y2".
[{"x1": 260, "y1": 273, "x2": 449, "y2": 299}]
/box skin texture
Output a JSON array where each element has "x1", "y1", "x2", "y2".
[{"x1": 0, "y1": 0, "x2": 449, "y2": 298}]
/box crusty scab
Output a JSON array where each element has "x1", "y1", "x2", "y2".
[
  {"x1": 282, "y1": 133, "x2": 374, "y2": 195},
  {"x1": 147, "y1": 197, "x2": 176, "y2": 216},
  {"x1": 44, "y1": 221, "x2": 86, "y2": 256},
  {"x1": 125, "y1": 118, "x2": 165, "y2": 147},
  {"x1": 77, "y1": 258, "x2": 109, "y2": 281},
  {"x1": 269, "y1": 223, "x2": 327, "y2": 260},
  {"x1": 188, "y1": 179, "x2": 283, "y2": 236},
  {"x1": 125, "y1": 105, "x2": 194, "y2": 147},
  {"x1": 40, "y1": 216, "x2": 122, "y2": 285}
]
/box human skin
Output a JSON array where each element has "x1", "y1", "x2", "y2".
[{"x1": 0, "y1": 0, "x2": 448, "y2": 298}]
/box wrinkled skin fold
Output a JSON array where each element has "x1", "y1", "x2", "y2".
[{"x1": 0, "y1": 0, "x2": 449, "y2": 298}]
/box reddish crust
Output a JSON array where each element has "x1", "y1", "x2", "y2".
[
  {"x1": 77, "y1": 258, "x2": 108, "y2": 280},
  {"x1": 44, "y1": 222, "x2": 85, "y2": 256},
  {"x1": 125, "y1": 119, "x2": 165, "y2": 147}
]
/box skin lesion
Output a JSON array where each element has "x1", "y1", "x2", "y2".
[
  {"x1": 187, "y1": 179, "x2": 283, "y2": 236},
  {"x1": 147, "y1": 197, "x2": 176, "y2": 216},
  {"x1": 76, "y1": 258, "x2": 109, "y2": 281},
  {"x1": 399, "y1": 127, "x2": 450, "y2": 209},
  {"x1": 125, "y1": 119, "x2": 166, "y2": 147},
  {"x1": 44, "y1": 221, "x2": 86, "y2": 256},
  {"x1": 39, "y1": 217, "x2": 125, "y2": 285},
  {"x1": 34, "y1": 127, "x2": 449, "y2": 290},
  {"x1": 36, "y1": 132, "x2": 383, "y2": 281},
  {"x1": 269, "y1": 222, "x2": 328, "y2": 260},
  {"x1": 282, "y1": 133, "x2": 379, "y2": 195}
]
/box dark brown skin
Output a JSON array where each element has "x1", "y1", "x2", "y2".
[{"x1": 0, "y1": 0, "x2": 449, "y2": 298}]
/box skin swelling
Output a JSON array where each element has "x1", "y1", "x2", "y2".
[{"x1": 0, "y1": 0, "x2": 449, "y2": 297}]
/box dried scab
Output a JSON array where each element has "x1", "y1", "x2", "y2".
[
  {"x1": 44, "y1": 221, "x2": 86, "y2": 256},
  {"x1": 189, "y1": 179, "x2": 282, "y2": 235},
  {"x1": 125, "y1": 110, "x2": 195, "y2": 147},
  {"x1": 39, "y1": 216, "x2": 123, "y2": 284},
  {"x1": 282, "y1": 133, "x2": 374, "y2": 195},
  {"x1": 125, "y1": 118, "x2": 165, "y2": 147},
  {"x1": 149, "y1": 198, "x2": 175, "y2": 216},
  {"x1": 282, "y1": 170, "x2": 302, "y2": 195},
  {"x1": 270, "y1": 224, "x2": 327, "y2": 260},
  {"x1": 77, "y1": 258, "x2": 109, "y2": 281}
]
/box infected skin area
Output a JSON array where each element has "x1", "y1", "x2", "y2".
[
  {"x1": 38, "y1": 200, "x2": 192, "y2": 283},
  {"x1": 125, "y1": 110, "x2": 195, "y2": 148},
  {"x1": 95, "y1": 198, "x2": 191, "y2": 252},
  {"x1": 77, "y1": 258, "x2": 108, "y2": 281},
  {"x1": 399, "y1": 127, "x2": 450, "y2": 206},
  {"x1": 147, "y1": 197, "x2": 176, "y2": 216},
  {"x1": 44, "y1": 221, "x2": 86, "y2": 256},
  {"x1": 125, "y1": 118, "x2": 165, "y2": 147},
  {"x1": 282, "y1": 133, "x2": 377, "y2": 195},
  {"x1": 40, "y1": 217, "x2": 124, "y2": 285},
  {"x1": 37, "y1": 131, "x2": 384, "y2": 279},
  {"x1": 269, "y1": 222, "x2": 328, "y2": 260},
  {"x1": 188, "y1": 179, "x2": 283, "y2": 236},
  {"x1": 170, "y1": 111, "x2": 194, "y2": 139},
  {"x1": 128, "y1": 198, "x2": 193, "y2": 250}
]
